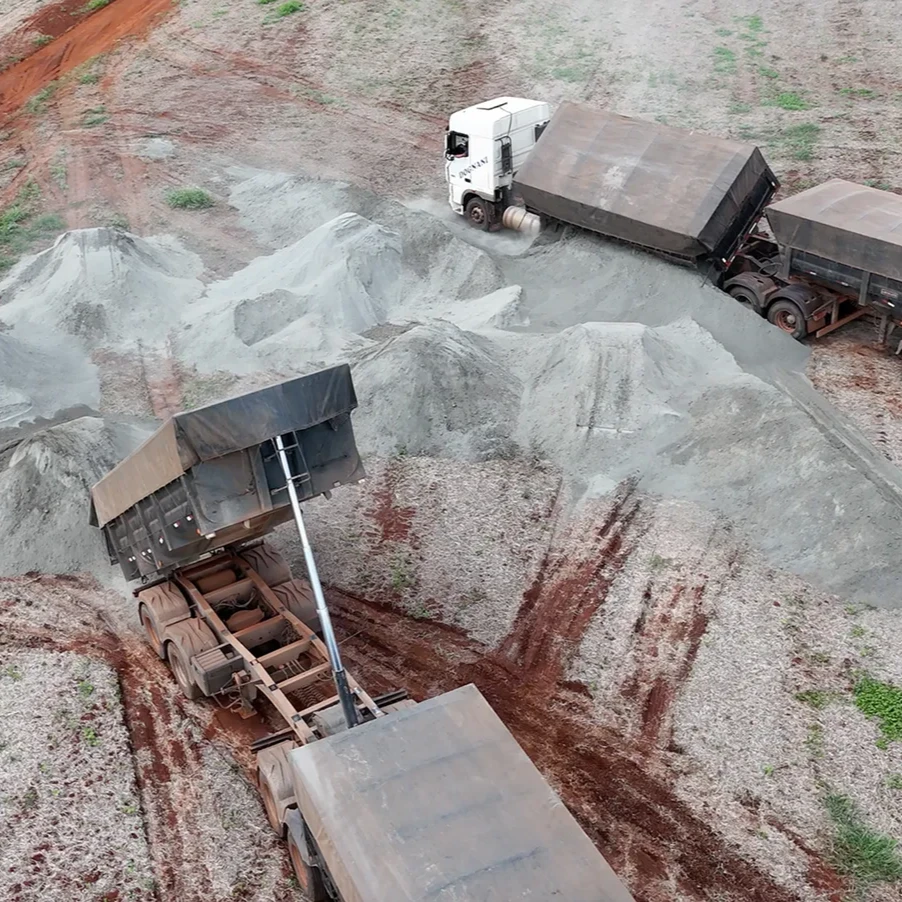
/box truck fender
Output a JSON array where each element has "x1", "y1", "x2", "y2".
[
  {"x1": 256, "y1": 740, "x2": 298, "y2": 833},
  {"x1": 765, "y1": 283, "x2": 823, "y2": 319},
  {"x1": 722, "y1": 272, "x2": 775, "y2": 313},
  {"x1": 284, "y1": 808, "x2": 313, "y2": 867},
  {"x1": 136, "y1": 582, "x2": 191, "y2": 658}
]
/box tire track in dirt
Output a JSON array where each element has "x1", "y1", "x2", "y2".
[
  {"x1": 329, "y1": 582, "x2": 803, "y2": 902},
  {"x1": 620, "y1": 579, "x2": 711, "y2": 751},
  {"x1": 496, "y1": 478, "x2": 645, "y2": 697}
]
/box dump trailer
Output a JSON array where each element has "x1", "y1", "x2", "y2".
[
  {"x1": 724, "y1": 179, "x2": 902, "y2": 339},
  {"x1": 446, "y1": 97, "x2": 778, "y2": 276},
  {"x1": 91, "y1": 366, "x2": 636, "y2": 901}
]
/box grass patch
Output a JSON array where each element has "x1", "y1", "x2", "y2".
[
  {"x1": 854, "y1": 676, "x2": 902, "y2": 745},
  {"x1": 165, "y1": 187, "x2": 214, "y2": 210},
  {"x1": 78, "y1": 71, "x2": 100, "y2": 85},
  {"x1": 715, "y1": 27, "x2": 733, "y2": 37},
  {"x1": 777, "y1": 123, "x2": 821, "y2": 161},
  {"x1": 85, "y1": 0, "x2": 111, "y2": 9},
  {"x1": 25, "y1": 81, "x2": 57, "y2": 115},
  {"x1": 805, "y1": 723, "x2": 825, "y2": 758},
  {"x1": 851, "y1": 625, "x2": 867, "y2": 639},
  {"x1": 390, "y1": 559, "x2": 412, "y2": 592},
  {"x1": 728, "y1": 101, "x2": 752, "y2": 114},
  {"x1": 839, "y1": 87, "x2": 878, "y2": 99},
  {"x1": 758, "y1": 66, "x2": 779, "y2": 79},
  {"x1": 32, "y1": 34, "x2": 52, "y2": 47},
  {"x1": 864, "y1": 179, "x2": 892, "y2": 191},
  {"x1": 4, "y1": 158, "x2": 26, "y2": 171},
  {"x1": 796, "y1": 689, "x2": 836, "y2": 710},
  {"x1": 824, "y1": 792, "x2": 902, "y2": 890},
  {"x1": 736, "y1": 14, "x2": 764, "y2": 32},
  {"x1": 274, "y1": 1, "x2": 304, "y2": 16},
  {"x1": 3, "y1": 664, "x2": 23, "y2": 681},
  {"x1": 0, "y1": 181, "x2": 65, "y2": 269},
  {"x1": 887, "y1": 775, "x2": 902, "y2": 791},
  {"x1": 771, "y1": 91, "x2": 813, "y2": 111},
  {"x1": 713, "y1": 46, "x2": 737, "y2": 74},
  {"x1": 82, "y1": 105, "x2": 109, "y2": 127}
]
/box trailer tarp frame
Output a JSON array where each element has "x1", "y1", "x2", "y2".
[
  {"x1": 90, "y1": 365, "x2": 357, "y2": 528},
  {"x1": 289, "y1": 684, "x2": 636, "y2": 902},
  {"x1": 766, "y1": 179, "x2": 902, "y2": 283}
]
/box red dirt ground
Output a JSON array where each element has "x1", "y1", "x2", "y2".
[{"x1": 0, "y1": 0, "x2": 173, "y2": 117}]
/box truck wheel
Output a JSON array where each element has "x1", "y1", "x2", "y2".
[
  {"x1": 465, "y1": 197, "x2": 491, "y2": 231},
  {"x1": 287, "y1": 832, "x2": 328, "y2": 901},
  {"x1": 258, "y1": 776, "x2": 284, "y2": 835},
  {"x1": 164, "y1": 619, "x2": 218, "y2": 700},
  {"x1": 728, "y1": 286, "x2": 762, "y2": 313},
  {"x1": 167, "y1": 643, "x2": 203, "y2": 700},
  {"x1": 240, "y1": 543, "x2": 291, "y2": 587},
  {"x1": 136, "y1": 582, "x2": 190, "y2": 659},
  {"x1": 767, "y1": 300, "x2": 806, "y2": 340}
]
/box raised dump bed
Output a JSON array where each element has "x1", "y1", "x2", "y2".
[
  {"x1": 89, "y1": 365, "x2": 365, "y2": 581},
  {"x1": 287, "y1": 683, "x2": 635, "y2": 902},
  {"x1": 514, "y1": 101, "x2": 778, "y2": 270}
]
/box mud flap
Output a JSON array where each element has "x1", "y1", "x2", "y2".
[{"x1": 284, "y1": 808, "x2": 313, "y2": 866}]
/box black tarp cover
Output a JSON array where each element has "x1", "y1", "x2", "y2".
[
  {"x1": 514, "y1": 101, "x2": 774, "y2": 259},
  {"x1": 766, "y1": 179, "x2": 902, "y2": 281},
  {"x1": 91, "y1": 365, "x2": 357, "y2": 527},
  {"x1": 289, "y1": 684, "x2": 637, "y2": 902}
]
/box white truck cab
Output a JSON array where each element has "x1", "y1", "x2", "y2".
[{"x1": 445, "y1": 97, "x2": 551, "y2": 229}]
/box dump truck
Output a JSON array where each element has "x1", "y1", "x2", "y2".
[
  {"x1": 90, "y1": 366, "x2": 636, "y2": 901},
  {"x1": 446, "y1": 98, "x2": 902, "y2": 341}
]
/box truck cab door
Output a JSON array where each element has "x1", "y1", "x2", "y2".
[{"x1": 445, "y1": 130, "x2": 471, "y2": 208}]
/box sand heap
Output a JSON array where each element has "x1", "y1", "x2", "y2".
[
  {"x1": 0, "y1": 228, "x2": 204, "y2": 353},
  {"x1": 0, "y1": 417, "x2": 150, "y2": 576}
]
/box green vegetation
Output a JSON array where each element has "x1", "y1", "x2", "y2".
[
  {"x1": 839, "y1": 87, "x2": 878, "y2": 99},
  {"x1": 77, "y1": 678, "x2": 95, "y2": 700},
  {"x1": 390, "y1": 559, "x2": 412, "y2": 591},
  {"x1": 79, "y1": 71, "x2": 100, "y2": 85},
  {"x1": 81, "y1": 726, "x2": 100, "y2": 747},
  {"x1": 809, "y1": 651, "x2": 832, "y2": 665},
  {"x1": 715, "y1": 27, "x2": 733, "y2": 37},
  {"x1": 864, "y1": 179, "x2": 893, "y2": 191},
  {"x1": 85, "y1": 0, "x2": 111, "y2": 9},
  {"x1": 260, "y1": 0, "x2": 305, "y2": 12},
  {"x1": 805, "y1": 722, "x2": 825, "y2": 759},
  {"x1": 851, "y1": 625, "x2": 867, "y2": 639},
  {"x1": 165, "y1": 187, "x2": 214, "y2": 210},
  {"x1": 854, "y1": 676, "x2": 902, "y2": 745},
  {"x1": 762, "y1": 764, "x2": 775, "y2": 776},
  {"x1": 32, "y1": 34, "x2": 52, "y2": 47},
  {"x1": 778, "y1": 123, "x2": 821, "y2": 162},
  {"x1": 25, "y1": 82, "x2": 57, "y2": 115},
  {"x1": 2, "y1": 664, "x2": 23, "y2": 681},
  {"x1": 771, "y1": 91, "x2": 813, "y2": 111},
  {"x1": 728, "y1": 101, "x2": 752, "y2": 114},
  {"x1": 4, "y1": 159, "x2": 25, "y2": 171},
  {"x1": 758, "y1": 66, "x2": 779, "y2": 79},
  {"x1": 713, "y1": 46, "x2": 737, "y2": 74},
  {"x1": 648, "y1": 554, "x2": 672, "y2": 571},
  {"x1": 0, "y1": 181, "x2": 65, "y2": 272},
  {"x1": 50, "y1": 154, "x2": 68, "y2": 191},
  {"x1": 795, "y1": 689, "x2": 836, "y2": 710},
  {"x1": 21, "y1": 786, "x2": 38, "y2": 810},
  {"x1": 736, "y1": 14, "x2": 764, "y2": 32},
  {"x1": 824, "y1": 792, "x2": 902, "y2": 891},
  {"x1": 82, "y1": 106, "x2": 109, "y2": 127},
  {"x1": 886, "y1": 775, "x2": 902, "y2": 791}
]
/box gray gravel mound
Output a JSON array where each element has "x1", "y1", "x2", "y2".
[
  {"x1": 0, "y1": 228, "x2": 204, "y2": 353},
  {"x1": 352, "y1": 320, "x2": 520, "y2": 460},
  {"x1": 0, "y1": 417, "x2": 151, "y2": 576},
  {"x1": 229, "y1": 171, "x2": 505, "y2": 305},
  {"x1": 0, "y1": 332, "x2": 99, "y2": 428}
]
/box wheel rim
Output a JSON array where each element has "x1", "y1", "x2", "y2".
[
  {"x1": 140, "y1": 606, "x2": 161, "y2": 650},
  {"x1": 169, "y1": 647, "x2": 193, "y2": 694},
  {"x1": 468, "y1": 204, "x2": 485, "y2": 225},
  {"x1": 774, "y1": 309, "x2": 798, "y2": 332},
  {"x1": 259, "y1": 778, "x2": 281, "y2": 833},
  {"x1": 288, "y1": 837, "x2": 312, "y2": 893}
]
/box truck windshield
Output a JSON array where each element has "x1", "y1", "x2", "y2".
[{"x1": 446, "y1": 131, "x2": 469, "y2": 158}]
